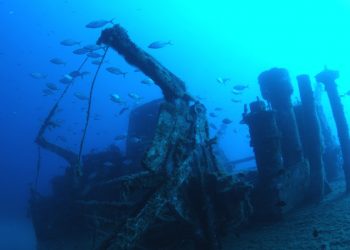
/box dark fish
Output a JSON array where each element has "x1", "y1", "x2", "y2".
[
  {"x1": 73, "y1": 48, "x2": 89, "y2": 55},
  {"x1": 148, "y1": 41, "x2": 172, "y2": 49},
  {"x1": 30, "y1": 72, "x2": 47, "y2": 79},
  {"x1": 119, "y1": 107, "x2": 129, "y2": 115},
  {"x1": 60, "y1": 39, "x2": 80, "y2": 46},
  {"x1": 209, "y1": 123, "x2": 217, "y2": 130},
  {"x1": 87, "y1": 52, "x2": 102, "y2": 58},
  {"x1": 222, "y1": 118, "x2": 233, "y2": 124},
  {"x1": 233, "y1": 84, "x2": 249, "y2": 91},
  {"x1": 106, "y1": 67, "x2": 127, "y2": 77},
  {"x1": 50, "y1": 57, "x2": 66, "y2": 65},
  {"x1": 85, "y1": 19, "x2": 114, "y2": 28},
  {"x1": 312, "y1": 228, "x2": 319, "y2": 238},
  {"x1": 83, "y1": 44, "x2": 102, "y2": 51},
  {"x1": 275, "y1": 200, "x2": 286, "y2": 207},
  {"x1": 209, "y1": 112, "x2": 217, "y2": 118},
  {"x1": 115, "y1": 134, "x2": 127, "y2": 141}
]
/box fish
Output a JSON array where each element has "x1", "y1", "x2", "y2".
[
  {"x1": 110, "y1": 94, "x2": 124, "y2": 104},
  {"x1": 91, "y1": 59, "x2": 103, "y2": 65},
  {"x1": 312, "y1": 228, "x2": 319, "y2": 238},
  {"x1": 56, "y1": 135, "x2": 67, "y2": 142},
  {"x1": 232, "y1": 89, "x2": 243, "y2": 95},
  {"x1": 275, "y1": 200, "x2": 286, "y2": 207},
  {"x1": 103, "y1": 161, "x2": 114, "y2": 167},
  {"x1": 148, "y1": 41, "x2": 172, "y2": 49},
  {"x1": 128, "y1": 92, "x2": 142, "y2": 101},
  {"x1": 216, "y1": 77, "x2": 231, "y2": 84},
  {"x1": 209, "y1": 123, "x2": 218, "y2": 130},
  {"x1": 87, "y1": 52, "x2": 102, "y2": 58},
  {"x1": 214, "y1": 107, "x2": 223, "y2": 111},
  {"x1": 69, "y1": 70, "x2": 90, "y2": 79},
  {"x1": 106, "y1": 67, "x2": 127, "y2": 77},
  {"x1": 30, "y1": 72, "x2": 47, "y2": 79},
  {"x1": 46, "y1": 82, "x2": 59, "y2": 91},
  {"x1": 119, "y1": 107, "x2": 129, "y2": 115},
  {"x1": 85, "y1": 19, "x2": 114, "y2": 28},
  {"x1": 84, "y1": 44, "x2": 102, "y2": 51},
  {"x1": 74, "y1": 92, "x2": 89, "y2": 101},
  {"x1": 50, "y1": 57, "x2": 66, "y2": 66},
  {"x1": 233, "y1": 84, "x2": 249, "y2": 91},
  {"x1": 231, "y1": 98, "x2": 242, "y2": 103},
  {"x1": 42, "y1": 89, "x2": 55, "y2": 96},
  {"x1": 222, "y1": 118, "x2": 233, "y2": 125},
  {"x1": 129, "y1": 136, "x2": 142, "y2": 144},
  {"x1": 59, "y1": 74, "x2": 73, "y2": 84},
  {"x1": 209, "y1": 112, "x2": 218, "y2": 118},
  {"x1": 115, "y1": 134, "x2": 127, "y2": 141},
  {"x1": 122, "y1": 159, "x2": 133, "y2": 165},
  {"x1": 141, "y1": 78, "x2": 154, "y2": 85},
  {"x1": 60, "y1": 39, "x2": 81, "y2": 46},
  {"x1": 73, "y1": 48, "x2": 89, "y2": 55}
]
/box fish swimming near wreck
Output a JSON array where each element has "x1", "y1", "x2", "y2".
[
  {"x1": 85, "y1": 19, "x2": 114, "y2": 28},
  {"x1": 148, "y1": 41, "x2": 172, "y2": 49},
  {"x1": 50, "y1": 57, "x2": 66, "y2": 66},
  {"x1": 106, "y1": 67, "x2": 127, "y2": 77},
  {"x1": 60, "y1": 39, "x2": 81, "y2": 46},
  {"x1": 30, "y1": 72, "x2": 47, "y2": 79}
]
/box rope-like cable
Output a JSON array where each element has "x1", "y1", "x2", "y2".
[
  {"x1": 34, "y1": 145, "x2": 42, "y2": 192},
  {"x1": 36, "y1": 56, "x2": 89, "y2": 140},
  {"x1": 76, "y1": 47, "x2": 109, "y2": 176}
]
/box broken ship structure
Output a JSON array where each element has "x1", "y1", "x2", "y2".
[{"x1": 30, "y1": 25, "x2": 346, "y2": 250}]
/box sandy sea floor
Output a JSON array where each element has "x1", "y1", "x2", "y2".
[{"x1": 223, "y1": 179, "x2": 350, "y2": 250}]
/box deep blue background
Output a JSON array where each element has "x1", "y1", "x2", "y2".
[{"x1": 0, "y1": 0, "x2": 349, "y2": 247}]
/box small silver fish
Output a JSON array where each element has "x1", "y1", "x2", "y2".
[
  {"x1": 60, "y1": 39, "x2": 81, "y2": 46},
  {"x1": 106, "y1": 67, "x2": 127, "y2": 77},
  {"x1": 222, "y1": 118, "x2": 233, "y2": 125},
  {"x1": 85, "y1": 19, "x2": 114, "y2": 28},
  {"x1": 141, "y1": 78, "x2": 154, "y2": 85},
  {"x1": 128, "y1": 92, "x2": 142, "y2": 101},
  {"x1": 209, "y1": 112, "x2": 218, "y2": 118},
  {"x1": 115, "y1": 134, "x2": 127, "y2": 141},
  {"x1": 83, "y1": 44, "x2": 102, "y2": 51},
  {"x1": 110, "y1": 94, "x2": 124, "y2": 104},
  {"x1": 50, "y1": 57, "x2": 66, "y2": 66},
  {"x1": 74, "y1": 92, "x2": 89, "y2": 101},
  {"x1": 232, "y1": 89, "x2": 243, "y2": 95},
  {"x1": 148, "y1": 41, "x2": 172, "y2": 49},
  {"x1": 87, "y1": 52, "x2": 102, "y2": 58},
  {"x1": 91, "y1": 60, "x2": 103, "y2": 65},
  {"x1": 30, "y1": 72, "x2": 47, "y2": 79},
  {"x1": 59, "y1": 74, "x2": 73, "y2": 84},
  {"x1": 103, "y1": 161, "x2": 114, "y2": 167},
  {"x1": 216, "y1": 77, "x2": 231, "y2": 84},
  {"x1": 231, "y1": 98, "x2": 242, "y2": 103},
  {"x1": 46, "y1": 82, "x2": 59, "y2": 91},
  {"x1": 129, "y1": 136, "x2": 142, "y2": 144},
  {"x1": 42, "y1": 89, "x2": 54, "y2": 96},
  {"x1": 73, "y1": 48, "x2": 89, "y2": 55},
  {"x1": 233, "y1": 84, "x2": 249, "y2": 91}
]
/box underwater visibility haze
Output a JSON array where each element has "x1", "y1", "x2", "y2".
[{"x1": 2, "y1": 0, "x2": 350, "y2": 249}]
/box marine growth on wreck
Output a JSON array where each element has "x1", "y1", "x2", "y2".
[{"x1": 4, "y1": 1, "x2": 350, "y2": 250}]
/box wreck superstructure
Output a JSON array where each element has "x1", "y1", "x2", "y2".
[{"x1": 30, "y1": 24, "x2": 345, "y2": 250}]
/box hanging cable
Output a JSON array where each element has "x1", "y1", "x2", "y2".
[
  {"x1": 76, "y1": 47, "x2": 110, "y2": 176},
  {"x1": 36, "y1": 56, "x2": 89, "y2": 140},
  {"x1": 34, "y1": 145, "x2": 42, "y2": 193}
]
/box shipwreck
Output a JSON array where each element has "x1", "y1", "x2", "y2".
[{"x1": 30, "y1": 25, "x2": 346, "y2": 250}]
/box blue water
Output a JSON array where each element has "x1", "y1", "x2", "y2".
[{"x1": 1, "y1": 0, "x2": 350, "y2": 248}]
